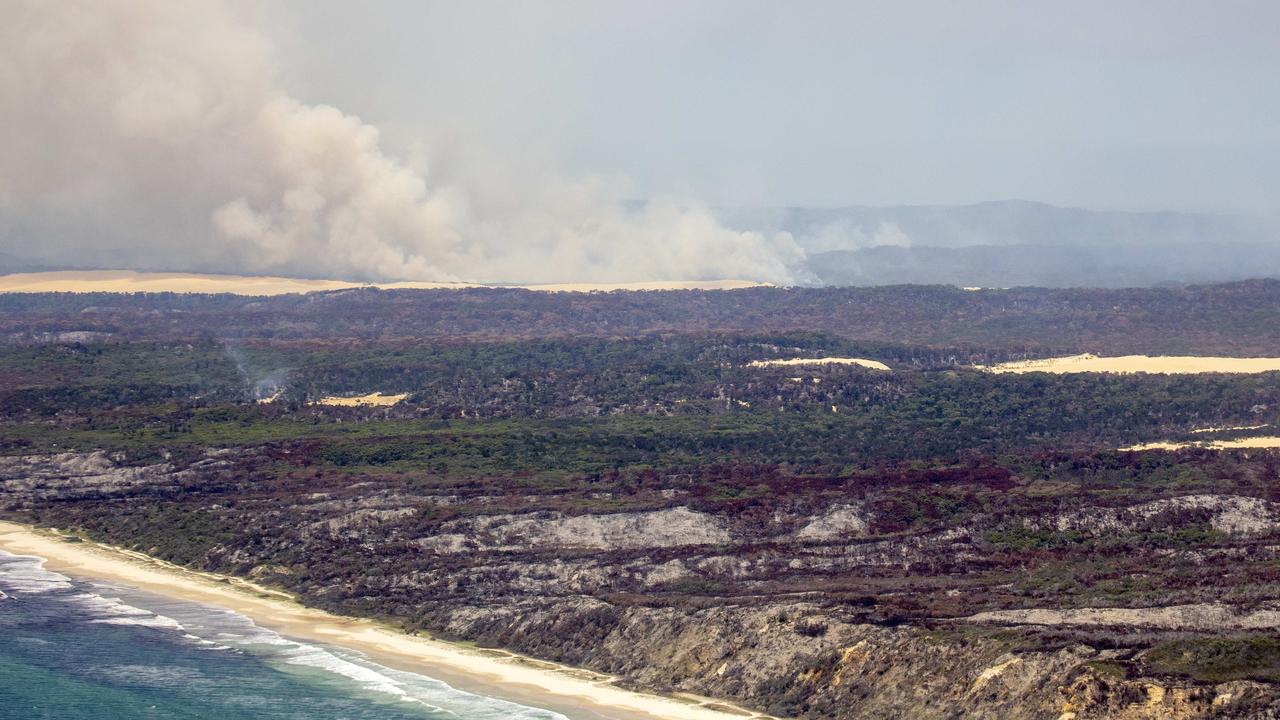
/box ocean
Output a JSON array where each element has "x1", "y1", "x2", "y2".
[{"x1": 0, "y1": 551, "x2": 568, "y2": 720}]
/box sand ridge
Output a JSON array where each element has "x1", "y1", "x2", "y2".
[
  {"x1": 977, "y1": 353, "x2": 1280, "y2": 375},
  {"x1": 313, "y1": 392, "x2": 410, "y2": 407},
  {"x1": 0, "y1": 270, "x2": 768, "y2": 296},
  {"x1": 1189, "y1": 424, "x2": 1270, "y2": 434},
  {"x1": 0, "y1": 521, "x2": 773, "y2": 720},
  {"x1": 1122, "y1": 436, "x2": 1280, "y2": 452},
  {"x1": 746, "y1": 358, "x2": 891, "y2": 371}
]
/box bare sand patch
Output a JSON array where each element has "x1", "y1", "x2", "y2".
[
  {"x1": 1116, "y1": 435, "x2": 1280, "y2": 450},
  {"x1": 0, "y1": 521, "x2": 766, "y2": 720},
  {"x1": 1211, "y1": 436, "x2": 1280, "y2": 449},
  {"x1": 314, "y1": 392, "x2": 409, "y2": 407},
  {"x1": 747, "y1": 358, "x2": 891, "y2": 371},
  {"x1": 1190, "y1": 424, "x2": 1270, "y2": 434},
  {"x1": 1121, "y1": 437, "x2": 1280, "y2": 452},
  {"x1": 978, "y1": 353, "x2": 1280, "y2": 375},
  {"x1": 1120, "y1": 425, "x2": 1280, "y2": 451},
  {"x1": 1120, "y1": 441, "x2": 1194, "y2": 451},
  {"x1": 0, "y1": 270, "x2": 767, "y2": 296}
]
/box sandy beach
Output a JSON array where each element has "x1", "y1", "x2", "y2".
[
  {"x1": 977, "y1": 353, "x2": 1280, "y2": 375},
  {"x1": 0, "y1": 271, "x2": 767, "y2": 296},
  {"x1": 0, "y1": 521, "x2": 769, "y2": 720}
]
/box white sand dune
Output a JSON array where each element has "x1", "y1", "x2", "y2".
[
  {"x1": 1120, "y1": 441, "x2": 1197, "y2": 451},
  {"x1": 0, "y1": 521, "x2": 765, "y2": 720},
  {"x1": 1210, "y1": 436, "x2": 1280, "y2": 449},
  {"x1": 314, "y1": 392, "x2": 409, "y2": 408},
  {"x1": 747, "y1": 357, "x2": 891, "y2": 371},
  {"x1": 0, "y1": 270, "x2": 767, "y2": 296},
  {"x1": 1122, "y1": 436, "x2": 1280, "y2": 452},
  {"x1": 978, "y1": 353, "x2": 1280, "y2": 375}
]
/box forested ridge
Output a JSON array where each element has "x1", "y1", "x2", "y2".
[{"x1": 4, "y1": 279, "x2": 1280, "y2": 353}]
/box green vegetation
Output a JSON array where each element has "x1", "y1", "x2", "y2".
[
  {"x1": 1146, "y1": 636, "x2": 1280, "y2": 682},
  {"x1": 6, "y1": 335, "x2": 1280, "y2": 472}
]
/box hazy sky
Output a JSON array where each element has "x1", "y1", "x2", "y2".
[
  {"x1": 270, "y1": 0, "x2": 1280, "y2": 216},
  {"x1": 2, "y1": 1, "x2": 1277, "y2": 284}
]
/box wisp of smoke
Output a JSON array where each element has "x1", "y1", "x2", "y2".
[
  {"x1": 0, "y1": 0, "x2": 804, "y2": 284},
  {"x1": 223, "y1": 343, "x2": 288, "y2": 401},
  {"x1": 804, "y1": 220, "x2": 911, "y2": 254}
]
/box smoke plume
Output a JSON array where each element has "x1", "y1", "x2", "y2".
[
  {"x1": 0, "y1": 1, "x2": 804, "y2": 284},
  {"x1": 803, "y1": 220, "x2": 912, "y2": 253}
]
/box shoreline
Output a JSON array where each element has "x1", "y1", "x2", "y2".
[{"x1": 0, "y1": 520, "x2": 769, "y2": 720}]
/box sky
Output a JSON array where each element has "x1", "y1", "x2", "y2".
[
  {"x1": 1, "y1": 1, "x2": 1277, "y2": 283},
  {"x1": 271, "y1": 0, "x2": 1280, "y2": 216}
]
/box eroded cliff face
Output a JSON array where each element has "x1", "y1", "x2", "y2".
[
  {"x1": 409, "y1": 600, "x2": 1280, "y2": 719},
  {"x1": 1057, "y1": 676, "x2": 1280, "y2": 720},
  {"x1": 6, "y1": 450, "x2": 1280, "y2": 719}
]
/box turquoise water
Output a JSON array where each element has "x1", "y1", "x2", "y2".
[{"x1": 0, "y1": 551, "x2": 568, "y2": 720}]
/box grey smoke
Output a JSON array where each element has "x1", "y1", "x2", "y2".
[
  {"x1": 800, "y1": 221, "x2": 912, "y2": 254},
  {"x1": 0, "y1": 0, "x2": 803, "y2": 284},
  {"x1": 223, "y1": 344, "x2": 289, "y2": 401}
]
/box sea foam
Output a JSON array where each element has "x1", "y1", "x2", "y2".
[{"x1": 0, "y1": 551, "x2": 567, "y2": 719}]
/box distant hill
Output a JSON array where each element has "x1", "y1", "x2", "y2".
[
  {"x1": 725, "y1": 200, "x2": 1280, "y2": 287},
  {"x1": 0, "y1": 251, "x2": 54, "y2": 275},
  {"x1": 0, "y1": 251, "x2": 26, "y2": 271},
  {"x1": 806, "y1": 241, "x2": 1280, "y2": 288}
]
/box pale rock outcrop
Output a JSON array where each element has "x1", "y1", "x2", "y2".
[
  {"x1": 964, "y1": 602, "x2": 1280, "y2": 631},
  {"x1": 417, "y1": 507, "x2": 730, "y2": 554},
  {"x1": 1046, "y1": 494, "x2": 1280, "y2": 536},
  {"x1": 795, "y1": 504, "x2": 870, "y2": 541}
]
